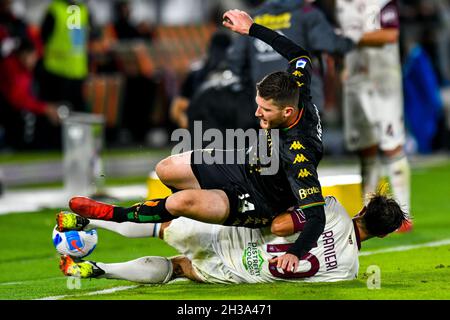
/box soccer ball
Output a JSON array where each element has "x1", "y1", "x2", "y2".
[{"x1": 52, "y1": 227, "x2": 98, "y2": 258}]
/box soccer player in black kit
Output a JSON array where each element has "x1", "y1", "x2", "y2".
[{"x1": 59, "y1": 9, "x2": 326, "y2": 273}]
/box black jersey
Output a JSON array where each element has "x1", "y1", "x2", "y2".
[{"x1": 245, "y1": 23, "x2": 325, "y2": 214}]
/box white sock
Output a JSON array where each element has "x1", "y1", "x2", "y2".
[
  {"x1": 382, "y1": 154, "x2": 411, "y2": 217},
  {"x1": 86, "y1": 220, "x2": 161, "y2": 238},
  {"x1": 96, "y1": 256, "x2": 173, "y2": 283},
  {"x1": 360, "y1": 156, "x2": 380, "y2": 205}
]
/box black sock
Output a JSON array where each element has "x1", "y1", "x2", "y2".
[
  {"x1": 112, "y1": 198, "x2": 176, "y2": 223},
  {"x1": 168, "y1": 186, "x2": 181, "y2": 194}
]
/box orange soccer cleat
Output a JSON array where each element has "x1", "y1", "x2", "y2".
[{"x1": 69, "y1": 196, "x2": 115, "y2": 221}]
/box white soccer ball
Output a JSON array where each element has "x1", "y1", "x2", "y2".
[{"x1": 52, "y1": 227, "x2": 98, "y2": 258}]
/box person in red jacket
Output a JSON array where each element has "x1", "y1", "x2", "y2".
[{"x1": 0, "y1": 38, "x2": 60, "y2": 149}]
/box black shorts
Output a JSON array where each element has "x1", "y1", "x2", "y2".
[{"x1": 190, "y1": 150, "x2": 275, "y2": 228}]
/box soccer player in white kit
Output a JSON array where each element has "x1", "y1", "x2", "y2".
[
  {"x1": 336, "y1": 0, "x2": 412, "y2": 232},
  {"x1": 58, "y1": 195, "x2": 406, "y2": 284}
]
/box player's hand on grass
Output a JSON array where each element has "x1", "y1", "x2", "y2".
[
  {"x1": 222, "y1": 9, "x2": 254, "y2": 35},
  {"x1": 269, "y1": 253, "x2": 299, "y2": 273}
]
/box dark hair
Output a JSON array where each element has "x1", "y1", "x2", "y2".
[
  {"x1": 363, "y1": 194, "x2": 408, "y2": 236},
  {"x1": 256, "y1": 71, "x2": 300, "y2": 109}
]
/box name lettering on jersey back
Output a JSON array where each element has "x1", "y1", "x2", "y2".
[
  {"x1": 254, "y1": 12, "x2": 292, "y2": 30},
  {"x1": 322, "y1": 231, "x2": 338, "y2": 271},
  {"x1": 299, "y1": 186, "x2": 321, "y2": 200}
]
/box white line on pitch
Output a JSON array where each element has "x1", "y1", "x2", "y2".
[
  {"x1": 35, "y1": 285, "x2": 140, "y2": 300},
  {"x1": 360, "y1": 238, "x2": 450, "y2": 256},
  {"x1": 0, "y1": 276, "x2": 65, "y2": 286}
]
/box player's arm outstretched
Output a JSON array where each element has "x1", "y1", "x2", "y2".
[{"x1": 223, "y1": 10, "x2": 326, "y2": 272}]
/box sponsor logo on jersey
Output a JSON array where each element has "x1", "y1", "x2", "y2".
[
  {"x1": 293, "y1": 154, "x2": 309, "y2": 164},
  {"x1": 254, "y1": 12, "x2": 292, "y2": 30},
  {"x1": 313, "y1": 104, "x2": 323, "y2": 141},
  {"x1": 289, "y1": 141, "x2": 305, "y2": 150},
  {"x1": 297, "y1": 169, "x2": 313, "y2": 179},
  {"x1": 296, "y1": 58, "x2": 307, "y2": 69},
  {"x1": 242, "y1": 242, "x2": 264, "y2": 276},
  {"x1": 298, "y1": 186, "x2": 321, "y2": 199}
]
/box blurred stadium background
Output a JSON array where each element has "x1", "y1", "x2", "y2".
[{"x1": 0, "y1": 0, "x2": 449, "y2": 300}]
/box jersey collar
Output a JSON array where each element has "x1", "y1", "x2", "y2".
[
  {"x1": 352, "y1": 220, "x2": 362, "y2": 251},
  {"x1": 282, "y1": 105, "x2": 304, "y2": 132}
]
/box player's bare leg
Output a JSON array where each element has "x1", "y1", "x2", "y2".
[
  {"x1": 170, "y1": 256, "x2": 204, "y2": 282},
  {"x1": 165, "y1": 189, "x2": 229, "y2": 224},
  {"x1": 60, "y1": 222, "x2": 202, "y2": 283},
  {"x1": 69, "y1": 151, "x2": 205, "y2": 222},
  {"x1": 155, "y1": 151, "x2": 201, "y2": 191},
  {"x1": 70, "y1": 189, "x2": 230, "y2": 225},
  {"x1": 159, "y1": 222, "x2": 203, "y2": 282}
]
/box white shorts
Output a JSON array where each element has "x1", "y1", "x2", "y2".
[
  {"x1": 163, "y1": 218, "x2": 242, "y2": 284},
  {"x1": 343, "y1": 82, "x2": 405, "y2": 151}
]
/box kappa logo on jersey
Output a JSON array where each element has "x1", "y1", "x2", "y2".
[
  {"x1": 292, "y1": 70, "x2": 303, "y2": 77},
  {"x1": 296, "y1": 58, "x2": 307, "y2": 69},
  {"x1": 293, "y1": 154, "x2": 309, "y2": 164},
  {"x1": 297, "y1": 169, "x2": 312, "y2": 179},
  {"x1": 289, "y1": 141, "x2": 305, "y2": 150},
  {"x1": 299, "y1": 186, "x2": 321, "y2": 200}
]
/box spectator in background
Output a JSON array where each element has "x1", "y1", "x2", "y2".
[
  {"x1": 399, "y1": 0, "x2": 450, "y2": 85},
  {"x1": 170, "y1": 30, "x2": 237, "y2": 130},
  {"x1": 0, "y1": 38, "x2": 61, "y2": 150},
  {"x1": 38, "y1": 0, "x2": 90, "y2": 112},
  {"x1": 109, "y1": 0, "x2": 159, "y2": 145},
  {"x1": 0, "y1": 0, "x2": 29, "y2": 59},
  {"x1": 113, "y1": 0, "x2": 155, "y2": 42},
  {"x1": 226, "y1": 0, "x2": 356, "y2": 113}
]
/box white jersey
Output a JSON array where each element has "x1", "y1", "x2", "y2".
[
  {"x1": 164, "y1": 196, "x2": 361, "y2": 284},
  {"x1": 336, "y1": 0, "x2": 405, "y2": 151},
  {"x1": 336, "y1": 0, "x2": 402, "y2": 90}
]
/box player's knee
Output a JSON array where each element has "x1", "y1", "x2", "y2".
[
  {"x1": 166, "y1": 193, "x2": 195, "y2": 216},
  {"x1": 155, "y1": 158, "x2": 173, "y2": 183}
]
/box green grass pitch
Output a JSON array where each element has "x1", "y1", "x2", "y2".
[{"x1": 0, "y1": 162, "x2": 449, "y2": 300}]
